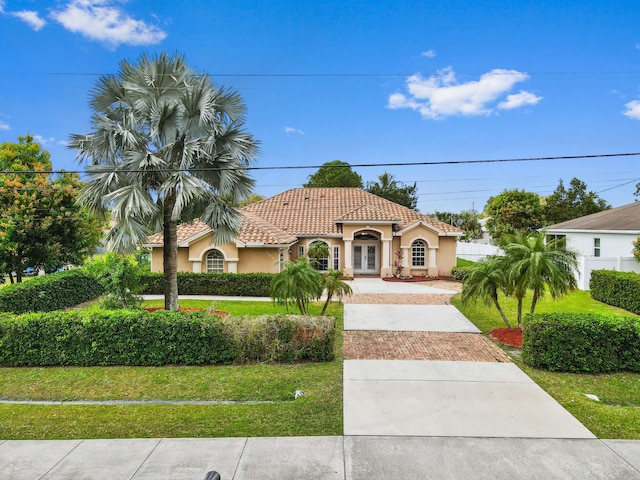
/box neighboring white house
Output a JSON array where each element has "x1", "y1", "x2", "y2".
[{"x1": 545, "y1": 202, "x2": 640, "y2": 290}]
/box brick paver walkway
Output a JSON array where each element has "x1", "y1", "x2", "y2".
[
  {"x1": 343, "y1": 330, "x2": 511, "y2": 362},
  {"x1": 344, "y1": 294, "x2": 454, "y2": 305}
]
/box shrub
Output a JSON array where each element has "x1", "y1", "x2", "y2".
[
  {"x1": 590, "y1": 270, "x2": 640, "y2": 315},
  {"x1": 0, "y1": 270, "x2": 103, "y2": 314},
  {"x1": 451, "y1": 266, "x2": 469, "y2": 281},
  {"x1": 522, "y1": 312, "x2": 640, "y2": 373},
  {"x1": 140, "y1": 272, "x2": 275, "y2": 296},
  {"x1": 0, "y1": 310, "x2": 335, "y2": 366},
  {"x1": 85, "y1": 254, "x2": 147, "y2": 309}
]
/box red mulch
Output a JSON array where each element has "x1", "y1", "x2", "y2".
[
  {"x1": 383, "y1": 276, "x2": 450, "y2": 283},
  {"x1": 489, "y1": 327, "x2": 522, "y2": 348},
  {"x1": 144, "y1": 307, "x2": 229, "y2": 316}
]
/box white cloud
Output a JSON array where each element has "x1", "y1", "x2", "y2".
[
  {"x1": 623, "y1": 100, "x2": 640, "y2": 120},
  {"x1": 421, "y1": 50, "x2": 436, "y2": 58},
  {"x1": 50, "y1": 0, "x2": 167, "y2": 47},
  {"x1": 0, "y1": 1, "x2": 5, "y2": 13},
  {"x1": 33, "y1": 135, "x2": 56, "y2": 145},
  {"x1": 498, "y1": 90, "x2": 542, "y2": 110},
  {"x1": 284, "y1": 126, "x2": 305, "y2": 135},
  {"x1": 0, "y1": 121, "x2": 10, "y2": 130},
  {"x1": 387, "y1": 66, "x2": 540, "y2": 119},
  {"x1": 11, "y1": 10, "x2": 46, "y2": 31}
]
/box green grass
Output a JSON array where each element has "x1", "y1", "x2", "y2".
[
  {"x1": 453, "y1": 290, "x2": 640, "y2": 439},
  {"x1": 0, "y1": 301, "x2": 344, "y2": 439},
  {"x1": 456, "y1": 257, "x2": 475, "y2": 268}
]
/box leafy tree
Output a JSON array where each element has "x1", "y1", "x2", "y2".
[
  {"x1": 235, "y1": 193, "x2": 264, "y2": 207},
  {"x1": 269, "y1": 258, "x2": 323, "y2": 314},
  {"x1": 502, "y1": 231, "x2": 578, "y2": 326},
  {"x1": 634, "y1": 237, "x2": 640, "y2": 262},
  {"x1": 69, "y1": 53, "x2": 258, "y2": 311},
  {"x1": 0, "y1": 136, "x2": 103, "y2": 282},
  {"x1": 460, "y1": 256, "x2": 514, "y2": 330},
  {"x1": 366, "y1": 172, "x2": 418, "y2": 209},
  {"x1": 543, "y1": 177, "x2": 610, "y2": 225},
  {"x1": 432, "y1": 210, "x2": 482, "y2": 241},
  {"x1": 320, "y1": 269, "x2": 352, "y2": 314},
  {"x1": 304, "y1": 160, "x2": 363, "y2": 188},
  {"x1": 484, "y1": 189, "x2": 544, "y2": 242}
]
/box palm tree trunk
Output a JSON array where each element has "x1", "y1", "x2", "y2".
[
  {"x1": 492, "y1": 297, "x2": 514, "y2": 331},
  {"x1": 163, "y1": 190, "x2": 179, "y2": 311},
  {"x1": 517, "y1": 298, "x2": 523, "y2": 327},
  {"x1": 530, "y1": 291, "x2": 539, "y2": 314}
]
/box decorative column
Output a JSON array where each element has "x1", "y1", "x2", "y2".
[
  {"x1": 344, "y1": 240, "x2": 353, "y2": 269},
  {"x1": 428, "y1": 247, "x2": 438, "y2": 277},
  {"x1": 227, "y1": 258, "x2": 239, "y2": 273},
  {"x1": 381, "y1": 239, "x2": 392, "y2": 277},
  {"x1": 401, "y1": 247, "x2": 410, "y2": 270},
  {"x1": 192, "y1": 261, "x2": 202, "y2": 273}
]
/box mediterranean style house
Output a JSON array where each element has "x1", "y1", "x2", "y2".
[{"x1": 146, "y1": 188, "x2": 464, "y2": 278}]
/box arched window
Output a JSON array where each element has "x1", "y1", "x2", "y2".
[
  {"x1": 205, "y1": 250, "x2": 224, "y2": 274},
  {"x1": 412, "y1": 240, "x2": 426, "y2": 267},
  {"x1": 308, "y1": 240, "x2": 330, "y2": 271}
]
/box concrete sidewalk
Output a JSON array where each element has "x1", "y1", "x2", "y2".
[{"x1": 2, "y1": 437, "x2": 640, "y2": 479}]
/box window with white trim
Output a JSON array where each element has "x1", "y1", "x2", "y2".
[
  {"x1": 333, "y1": 246, "x2": 340, "y2": 270},
  {"x1": 412, "y1": 240, "x2": 426, "y2": 267},
  {"x1": 298, "y1": 245, "x2": 305, "y2": 258},
  {"x1": 206, "y1": 250, "x2": 224, "y2": 274},
  {"x1": 594, "y1": 238, "x2": 601, "y2": 257},
  {"x1": 309, "y1": 240, "x2": 329, "y2": 271}
]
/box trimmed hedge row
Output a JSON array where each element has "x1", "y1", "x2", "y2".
[
  {"x1": 451, "y1": 266, "x2": 469, "y2": 282},
  {"x1": 522, "y1": 312, "x2": 640, "y2": 373},
  {"x1": 0, "y1": 310, "x2": 335, "y2": 366},
  {"x1": 0, "y1": 270, "x2": 104, "y2": 314},
  {"x1": 590, "y1": 270, "x2": 640, "y2": 315},
  {"x1": 140, "y1": 272, "x2": 275, "y2": 296}
]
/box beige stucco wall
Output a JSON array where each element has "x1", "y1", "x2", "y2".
[
  {"x1": 237, "y1": 248, "x2": 281, "y2": 273},
  {"x1": 189, "y1": 236, "x2": 239, "y2": 264},
  {"x1": 149, "y1": 247, "x2": 192, "y2": 273},
  {"x1": 150, "y1": 247, "x2": 164, "y2": 273},
  {"x1": 437, "y1": 236, "x2": 457, "y2": 277},
  {"x1": 342, "y1": 224, "x2": 393, "y2": 240},
  {"x1": 399, "y1": 225, "x2": 440, "y2": 249}
]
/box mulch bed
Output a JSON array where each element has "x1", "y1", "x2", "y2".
[{"x1": 489, "y1": 327, "x2": 522, "y2": 348}]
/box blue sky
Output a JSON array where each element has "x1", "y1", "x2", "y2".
[{"x1": 2, "y1": 0, "x2": 640, "y2": 214}]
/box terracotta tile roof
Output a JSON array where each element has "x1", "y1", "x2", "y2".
[
  {"x1": 242, "y1": 188, "x2": 462, "y2": 236},
  {"x1": 146, "y1": 211, "x2": 297, "y2": 247},
  {"x1": 546, "y1": 202, "x2": 640, "y2": 231}
]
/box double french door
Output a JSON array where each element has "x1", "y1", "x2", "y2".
[{"x1": 353, "y1": 243, "x2": 378, "y2": 274}]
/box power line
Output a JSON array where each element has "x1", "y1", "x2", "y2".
[{"x1": 1, "y1": 152, "x2": 638, "y2": 176}]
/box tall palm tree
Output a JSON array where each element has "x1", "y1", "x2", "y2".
[
  {"x1": 69, "y1": 53, "x2": 258, "y2": 310},
  {"x1": 461, "y1": 256, "x2": 514, "y2": 330},
  {"x1": 502, "y1": 231, "x2": 578, "y2": 325}
]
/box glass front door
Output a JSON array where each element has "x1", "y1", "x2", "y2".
[{"x1": 353, "y1": 243, "x2": 378, "y2": 274}]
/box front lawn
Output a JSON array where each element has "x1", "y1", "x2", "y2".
[
  {"x1": 452, "y1": 290, "x2": 640, "y2": 439},
  {"x1": 0, "y1": 301, "x2": 343, "y2": 439}
]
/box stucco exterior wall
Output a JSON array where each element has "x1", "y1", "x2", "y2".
[
  {"x1": 237, "y1": 248, "x2": 282, "y2": 274},
  {"x1": 176, "y1": 248, "x2": 191, "y2": 272},
  {"x1": 150, "y1": 247, "x2": 163, "y2": 273},
  {"x1": 342, "y1": 224, "x2": 393, "y2": 240},
  {"x1": 563, "y1": 232, "x2": 638, "y2": 258},
  {"x1": 437, "y1": 236, "x2": 457, "y2": 276}
]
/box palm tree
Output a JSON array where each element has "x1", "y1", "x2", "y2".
[
  {"x1": 69, "y1": 53, "x2": 258, "y2": 310},
  {"x1": 461, "y1": 256, "x2": 514, "y2": 330},
  {"x1": 269, "y1": 258, "x2": 323, "y2": 314},
  {"x1": 320, "y1": 269, "x2": 352, "y2": 314},
  {"x1": 502, "y1": 231, "x2": 578, "y2": 324}
]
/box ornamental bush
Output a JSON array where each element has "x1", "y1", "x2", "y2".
[
  {"x1": 522, "y1": 312, "x2": 640, "y2": 373},
  {"x1": 590, "y1": 270, "x2": 640, "y2": 315},
  {"x1": 451, "y1": 266, "x2": 470, "y2": 281},
  {"x1": 0, "y1": 269, "x2": 103, "y2": 314},
  {"x1": 140, "y1": 272, "x2": 274, "y2": 296},
  {"x1": 0, "y1": 310, "x2": 335, "y2": 366}
]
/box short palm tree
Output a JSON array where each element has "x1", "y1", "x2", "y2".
[
  {"x1": 69, "y1": 53, "x2": 258, "y2": 310},
  {"x1": 461, "y1": 256, "x2": 514, "y2": 330},
  {"x1": 502, "y1": 231, "x2": 578, "y2": 324},
  {"x1": 270, "y1": 258, "x2": 323, "y2": 314},
  {"x1": 320, "y1": 269, "x2": 352, "y2": 314}
]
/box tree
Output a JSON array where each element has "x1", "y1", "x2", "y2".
[
  {"x1": 70, "y1": 53, "x2": 258, "y2": 311},
  {"x1": 633, "y1": 237, "x2": 640, "y2": 262},
  {"x1": 460, "y1": 256, "x2": 514, "y2": 330},
  {"x1": 304, "y1": 160, "x2": 363, "y2": 188},
  {"x1": 320, "y1": 269, "x2": 352, "y2": 314},
  {"x1": 366, "y1": 172, "x2": 418, "y2": 209},
  {"x1": 269, "y1": 258, "x2": 323, "y2": 314},
  {"x1": 543, "y1": 178, "x2": 610, "y2": 225},
  {"x1": 0, "y1": 136, "x2": 103, "y2": 282},
  {"x1": 502, "y1": 231, "x2": 578, "y2": 326},
  {"x1": 432, "y1": 210, "x2": 482, "y2": 241},
  {"x1": 484, "y1": 189, "x2": 544, "y2": 243}
]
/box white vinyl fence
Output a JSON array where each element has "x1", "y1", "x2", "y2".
[
  {"x1": 456, "y1": 242, "x2": 502, "y2": 262},
  {"x1": 578, "y1": 256, "x2": 640, "y2": 290}
]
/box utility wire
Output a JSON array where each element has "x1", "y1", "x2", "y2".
[{"x1": 0, "y1": 152, "x2": 638, "y2": 176}]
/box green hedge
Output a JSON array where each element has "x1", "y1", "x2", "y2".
[
  {"x1": 0, "y1": 310, "x2": 335, "y2": 366},
  {"x1": 140, "y1": 272, "x2": 275, "y2": 296},
  {"x1": 451, "y1": 266, "x2": 469, "y2": 281},
  {"x1": 522, "y1": 312, "x2": 640, "y2": 373},
  {"x1": 0, "y1": 270, "x2": 104, "y2": 314},
  {"x1": 590, "y1": 270, "x2": 640, "y2": 315}
]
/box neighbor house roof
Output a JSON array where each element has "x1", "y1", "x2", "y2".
[
  {"x1": 242, "y1": 188, "x2": 462, "y2": 236},
  {"x1": 545, "y1": 202, "x2": 640, "y2": 232},
  {"x1": 145, "y1": 211, "x2": 297, "y2": 247}
]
